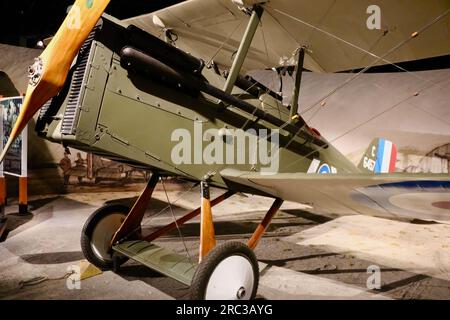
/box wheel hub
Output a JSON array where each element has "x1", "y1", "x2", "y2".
[
  {"x1": 205, "y1": 255, "x2": 255, "y2": 300},
  {"x1": 236, "y1": 287, "x2": 246, "y2": 299}
]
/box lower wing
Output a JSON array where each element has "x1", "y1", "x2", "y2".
[{"x1": 220, "y1": 169, "x2": 450, "y2": 222}]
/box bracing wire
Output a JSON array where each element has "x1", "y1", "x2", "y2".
[
  {"x1": 265, "y1": 5, "x2": 450, "y2": 119},
  {"x1": 260, "y1": 5, "x2": 449, "y2": 158},
  {"x1": 161, "y1": 177, "x2": 194, "y2": 264},
  {"x1": 281, "y1": 76, "x2": 448, "y2": 172},
  {"x1": 205, "y1": 18, "x2": 245, "y2": 67}
]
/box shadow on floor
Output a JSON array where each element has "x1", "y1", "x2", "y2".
[
  {"x1": 118, "y1": 262, "x2": 190, "y2": 299},
  {"x1": 0, "y1": 213, "x2": 34, "y2": 242},
  {"x1": 20, "y1": 251, "x2": 85, "y2": 264},
  {"x1": 28, "y1": 196, "x2": 61, "y2": 211},
  {"x1": 148, "y1": 219, "x2": 313, "y2": 240},
  {"x1": 283, "y1": 209, "x2": 333, "y2": 224}
]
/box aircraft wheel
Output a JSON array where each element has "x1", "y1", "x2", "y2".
[
  {"x1": 80, "y1": 204, "x2": 130, "y2": 270},
  {"x1": 190, "y1": 241, "x2": 259, "y2": 300}
]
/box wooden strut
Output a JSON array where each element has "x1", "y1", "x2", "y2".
[
  {"x1": 247, "y1": 198, "x2": 284, "y2": 249},
  {"x1": 199, "y1": 179, "x2": 216, "y2": 262},
  {"x1": 143, "y1": 190, "x2": 235, "y2": 242},
  {"x1": 110, "y1": 173, "x2": 159, "y2": 246}
]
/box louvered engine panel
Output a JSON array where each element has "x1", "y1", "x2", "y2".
[{"x1": 61, "y1": 28, "x2": 98, "y2": 135}]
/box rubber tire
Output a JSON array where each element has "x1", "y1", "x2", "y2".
[
  {"x1": 80, "y1": 204, "x2": 130, "y2": 270},
  {"x1": 190, "y1": 241, "x2": 259, "y2": 300}
]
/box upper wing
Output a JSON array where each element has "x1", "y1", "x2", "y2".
[
  {"x1": 220, "y1": 169, "x2": 450, "y2": 222},
  {"x1": 124, "y1": 0, "x2": 450, "y2": 72}
]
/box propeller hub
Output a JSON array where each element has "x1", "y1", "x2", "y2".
[{"x1": 28, "y1": 57, "x2": 43, "y2": 86}]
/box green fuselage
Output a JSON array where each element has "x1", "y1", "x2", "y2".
[{"x1": 36, "y1": 15, "x2": 358, "y2": 195}]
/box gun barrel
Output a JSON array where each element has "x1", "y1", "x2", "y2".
[{"x1": 127, "y1": 25, "x2": 204, "y2": 75}]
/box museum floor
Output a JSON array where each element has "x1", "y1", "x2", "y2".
[{"x1": 1, "y1": 187, "x2": 450, "y2": 300}]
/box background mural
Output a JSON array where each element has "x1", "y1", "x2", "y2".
[
  {"x1": 0, "y1": 96, "x2": 25, "y2": 175},
  {"x1": 57, "y1": 148, "x2": 150, "y2": 187}
]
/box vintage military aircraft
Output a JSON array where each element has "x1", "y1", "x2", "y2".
[{"x1": 0, "y1": 0, "x2": 449, "y2": 299}]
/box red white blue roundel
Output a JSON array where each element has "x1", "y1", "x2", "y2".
[{"x1": 307, "y1": 159, "x2": 337, "y2": 174}]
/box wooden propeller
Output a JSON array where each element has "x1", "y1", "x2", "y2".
[{"x1": 0, "y1": 0, "x2": 110, "y2": 162}]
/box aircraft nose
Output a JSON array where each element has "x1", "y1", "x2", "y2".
[{"x1": 0, "y1": 0, "x2": 110, "y2": 163}]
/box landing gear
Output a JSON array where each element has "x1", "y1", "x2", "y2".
[
  {"x1": 78, "y1": 173, "x2": 281, "y2": 301},
  {"x1": 80, "y1": 204, "x2": 130, "y2": 270},
  {"x1": 190, "y1": 241, "x2": 259, "y2": 300}
]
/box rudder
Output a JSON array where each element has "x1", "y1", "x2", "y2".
[{"x1": 358, "y1": 138, "x2": 397, "y2": 174}]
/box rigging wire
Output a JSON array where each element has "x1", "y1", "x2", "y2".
[
  {"x1": 281, "y1": 76, "x2": 448, "y2": 172},
  {"x1": 161, "y1": 177, "x2": 194, "y2": 264},
  {"x1": 205, "y1": 18, "x2": 245, "y2": 68},
  {"x1": 141, "y1": 179, "x2": 199, "y2": 226},
  {"x1": 268, "y1": 5, "x2": 449, "y2": 80},
  {"x1": 265, "y1": 5, "x2": 450, "y2": 119},
  {"x1": 259, "y1": 5, "x2": 449, "y2": 155},
  {"x1": 260, "y1": 13, "x2": 273, "y2": 68},
  {"x1": 118, "y1": 177, "x2": 199, "y2": 243}
]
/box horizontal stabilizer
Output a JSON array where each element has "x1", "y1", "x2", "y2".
[{"x1": 220, "y1": 169, "x2": 450, "y2": 222}]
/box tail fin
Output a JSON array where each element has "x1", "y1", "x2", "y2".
[{"x1": 358, "y1": 138, "x2": 397, "y2": 174}]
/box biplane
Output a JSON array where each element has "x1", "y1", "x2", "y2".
[{"x1": 1, "y1": 0, "x2": 449, "y2": 299}]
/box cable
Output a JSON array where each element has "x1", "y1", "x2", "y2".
[
  {"x1": 265, "y1": 5, "x2": 450, "y2": 120},
  {"x1": 160, "y1": 177, "x2": 194, "y2": 264},
  {"x1": 141, "y1": 180, "x2": 199, "y2": 226},
  {"x1": 258, "y1": 5, "x2": 449, "y2": 158},
  {"x1": 116, "y1": 178, "x2": 199, "y2": 243},
  {"x1": 281, "y1": 76, "x2": 448, "y2": 172},
  {"x1": 205, "y1": 18, "x2": 245, "y2": 67},
  {"x1": 0, "y1": 271, "x2": 74, "y2": 295}
]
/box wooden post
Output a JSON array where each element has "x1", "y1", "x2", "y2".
[
  {"x1": 0, "y1": 176, "x2": 6, "y2": 214},
  {"x1": 18, "y1": 176, "x2": 28, "y2": 215},
  {"x1": 18, "y1": 93, "x2": 28, "y2": 215},
  {"x1": 199, "y1": 179, "x2": 216, "y2": 262}
]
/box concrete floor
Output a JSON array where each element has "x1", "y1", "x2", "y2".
[{"x1": 1, "y1": 185, "x2": 450, "y2": 300}]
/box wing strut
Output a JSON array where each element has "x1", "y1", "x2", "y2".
[
  {"x1": 110, "y1": 173, "x2": 160, "y2": 246},
  {"x1": 199, "y1": 178, "x2": 216, "y2": 262},
  {"x1": 289, "y1": 47, "x2": 306, "y2": 122},
  {"x1": 223, "y1": 5, "x2": 264, "y2": 94},
  {"x1": 248, "y1": 198, "x2": 283, "y2": 249}
]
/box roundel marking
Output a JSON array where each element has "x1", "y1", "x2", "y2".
[
  {"x1": 432, "y1": 201, "x2": 450, "y2": 210},
  {"x1": 318, "y1": 163, "x2": 330, "y2": 174}
]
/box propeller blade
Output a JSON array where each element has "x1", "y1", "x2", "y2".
[{"x1": 0, "y1": 0, "x2": 110, "y2": 163}]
